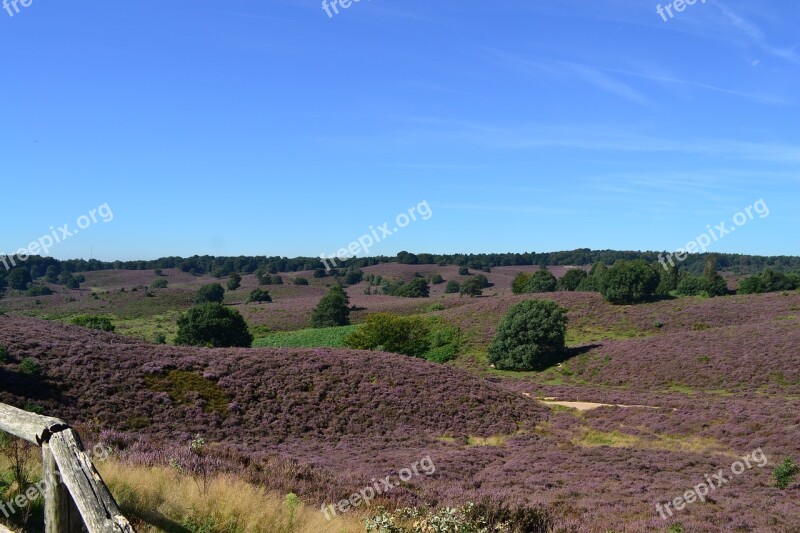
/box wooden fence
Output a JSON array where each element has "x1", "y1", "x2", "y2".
[{"x1": 0, "y1": 402, "x2": 133, "y2": 533}]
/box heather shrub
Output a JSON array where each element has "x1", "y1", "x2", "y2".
[
  {"x1": 774, "y1": 457, "x2": 799, "y2": 489},
  {"x1": 445, "y1": 280, "x2": 460, "y2": 294},
  {"x1": 311, "y1": 286, "x2": 350, "y2": 327},
  {"x1": 557, "y1": 269, "x2": 587, "y2": 291},
  {"x1": 600, "y1": 260, "x2": 659, "y2": 304},
  {"x1": 150, "y1": 278, "x2": 168, "y2": 289},
  {"x1": 247, "y1": 288, "x2": 272, "y2": 303},
  {"x1": 144, "y1": 370, "x2": 230, "y2": 415},
  {"x1": 195, "y1": 283, "x2": 225, "y2": 304},
  {"x1": 71, "y1": 315, "x2": 116, "y2": 332},
  {"x1": 345, "y1": 313, "x2": 431, "y2": 357},
  {"x1": 175, "y1": 304, "x2": 253, "y2": 348},
  {"x1": 488, "y1": 300, "x2": 568, "y2": 371},
  {"x1": 19, "y1": 357, "x2": 42, "y2": 377}
]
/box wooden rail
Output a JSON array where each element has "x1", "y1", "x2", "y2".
[{"x1": 0, "y1": 403, "x2": 134, "y2": 533}]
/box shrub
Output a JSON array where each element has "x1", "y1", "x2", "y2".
[
  {"x1": 195, "y1": 283, "x2": 225, "y2": 304},
  {"x1": 272, "y1": 275, "x2": 284, "y2": 285},
  {"x1": 175, "y1": 304, "x2": 253, "y2": 348},
  {"x1": 293, "y1": 277, "x2": 309, "y2": 286},
  {"x1": 151, "y1": 278, "x2": 168, "y2": 289},
  {"x1": 677, "y1": 275, "x2": 709, "y2": 297},
  {"x1": 227, "y1": 272, "x2": 242, "y2": 291},
  {"x1": 247, "y1": 288, "x2": 272, "y2": 303},
  {"x1": 313, "y1": 268, "x2": 327, "y2": 278},
  {"x1": 576, "y1": 262, "x2": 606, "y2": 292},
  {"x1": 154, "y1": 332, "x2": 167, "y2": 345},
  {"x1": 487, "y1": 300, "x2": 568, "y2": 371},
  {"x1": 738, "y1": 275, "x2": 764, "y2": 294},
  {"x1": 0, "y1": 344, "x2": 8, "y2": 363},
  {"x1": 558, "y1": 269, "x2": 588, "y2": 291},
  {"x1": 19, "y1": 357, "x2": 42, "y2": 377},
  {"x1": 431, "y1": 274, "x2": 444, "y2": 285},
  {"x1": 512, "y1": 273, "x2": 531, "y2": 294},
  {"x1": 71, "y1": 315, "x2": 116, "y2": 332},
  {"x1": 774, "y1": 457, "x2": 799, "y2": 489},
  {"x1": 390, "y1": 278, "x2": 430, "y2": 298},
  {"x1": 27, "y1": 285, "x2": 53, "y2": 297},
  {"x1": 311, "y1": 286, "x2": 351, "y2": 328},
  {"x1": 601, "y1": 260, "x2": 659, "y2": 304},
  {"x1": 345, "y1": 313, "x2": 431, "y2": 357},
  {"x1": 7, "y1": 268, "x2": 32, "y2": 290},
  {"x1": 344, "y1": 269, "x2": 364, "y2": 285},
  {"x1": 458, "y1": 267, "x2": 470, "y2": 276},
  {"x1": 460, "y1": 277, "x2": 484, "y2": 297},
  {"x1": 445, "y1": 280, "x2": 460, "y2": 294},
  {"x1": 526, "y1": 270, "x2": 557, "y2": 293}
]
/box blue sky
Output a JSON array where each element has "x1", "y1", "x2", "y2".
[{"x1": 1, "y1": 0, "x2": 798, "y2": 262}]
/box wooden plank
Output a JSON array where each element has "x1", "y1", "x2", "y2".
[
  {"x1": 0, "y1": 403, "x2": 67, "y2": 445},
  {"x1": 0, "y1": 523, "x2": 17, "y2": 533},
  {"x1": 43, "y1": 443, "x2": 84, "y2": 533},
  {"x1": 49, "y1": 429, "x2": 134, "y2": 533}
]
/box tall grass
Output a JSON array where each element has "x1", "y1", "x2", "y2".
[
  {"x1": 99, "y1": 461, "x2": 366, "y2": 533},
  {"x1": 252, "y1": 325, "x2": 358, "y2": 348}
]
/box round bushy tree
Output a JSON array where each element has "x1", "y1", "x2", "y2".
[
  {"x1": 227, "y1": 272, "x2": 242, "y2": 291},
  {"x1": 526, "y1": 270, "x2": 558, "y2": 293},
  {"x1": 487, "y1": 299, "x2": 568, "y2": 371},
  {"x1": 345, "y1": 313, "x2": 431, "y2": 357},
  {"x1": 460, "y1": 277, "x2": 484, "y2": 297},
  {"x1": 175, "y1": 303, "x2": 253, "y2": 348},
  {"x1": 8, "y1": 268, "x2": 32, "y2": 290},
  {"x1": 445, "y1": 280, "x2": 460, "y2": 294},
  {"x1": 311, "y1": 286, "x2": 351, "y2": 327},
  {"x1": 247, "y1": 288, "x2": 272, "y2": 303},
  {"x1": 600, "y1": 260, "x2": 659, "y2": 304},
  {"x1": 557, "y1": 269, "x2": 588, "y2": 292},
  {"x1": 195, "y1": 283, "x2": 225, "y2": 304}
]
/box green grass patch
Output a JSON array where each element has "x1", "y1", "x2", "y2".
[
  {"x1": 253, "y1": 325, "x2": 358, "y2": 348},
  {"x1": 144, "y1": 370, "x2": 229, "y2": 415}
]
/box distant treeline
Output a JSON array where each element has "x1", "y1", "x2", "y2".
[{"x1": 1, "y1": 249, "x2": 799, "y2": 280}]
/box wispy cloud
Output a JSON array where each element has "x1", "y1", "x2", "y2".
[{"x1": 711, "y1": 1, "x2": 800, "y2": 63}]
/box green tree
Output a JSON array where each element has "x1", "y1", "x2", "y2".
[
  {"x1": 458, "y1": 267, "x2": 470, "y2": 276},
  {"x1": 227, "y1": 272, "x2": 242, "y2": 291},
  {"x1": 7, "y1": 269, "x2": 32, "y2": 290},
  {"x1": 345, "y1": 313, "x2": 431, "y2": 357},
  {"x1": 774, "y1": 457, "x2": 799, "y2": 489},
  {"x1": 313, "y1": 268, "x2": 327, "y2": 278},
  {"x1": 344, "y1": 269, "x2": 364, "y2": 285},
  {"x1": 431, "y1": 274, "x2": 444, "y2": 285},
  {"x1": 557, "y1": 269, "x2": 588, "y2": 292},
  {"x1": 195, "y1": 283, "x2": 225, "y2": 304},
  {"x1": 151, "y1": 278, "x2": 168, "y2": 289},
  {"x1": 247, "y1": 288, "x2": 272, "y2": 303},
  {"x1": 445, "y1": 280, "x2": 460, "y2": 294},
  {"x1": 600, "y1": 260, "x2": 659, "y2": 304},
  {"x1": 526, "y1": 269, "x2": 558, "y2": 293},
  {"x1": 577, "y1": 262, "x2": 607, "y2": 292},
  {"x1": 311, "y1": 286, "x2": 351, "y2": 327},
  {"x1": 737, "y1": 275, "x2": 764, "y2": 294},
  {"x1": 487, "y1": 300, "x2": 568, "y2": 371},
  {"x1": 175, "y1": 303, "x2": 253, "y2": 348},
  {"x1": 45, "y1": 265, "x2": 59, "y2": 283},
  {"x1": 460, "y1": 277, "x2": 484, "y2": 297},
  {"x1": 511, "y1": 273, "x2": 531, "y2": 294},
  {"x1": 391, "y1": 278, "x2": 430, "y2": 298},
  {"x1": 703, "y1": 256, "x2": 728, "y2": 297}
]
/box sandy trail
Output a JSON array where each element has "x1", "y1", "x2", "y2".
[{"x1": 522, "y1": 393, "x2": 673, "y2": 411}]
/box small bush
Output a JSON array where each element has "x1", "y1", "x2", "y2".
[
  {"x1": 0, "y1": 344, "x2": 8, "y2": 363},
  {"x1": 151, "y1": 278, "x2": 168, "y2": 289},
  {"x1": 175, "y1": 304, "x2": 253, "y2": 348},
  {"x1": 311, "y1": 286, "x2": 350, "y2": 327},
  {"x1": 601, "y1": 260, "x2": 659, "y2": 304},
  {"x1": 389, "y1": 278, "x2": 430, "y2": 298},
  {"x1": 19, "y1": 357, "x2": 42, "y2": 377},
  {"x1": 445, "y1": 280, "x2": 460, "y2": 294},
  {"x1": 247, "y1": 288, "x2": 272, "y2": 303},
  {"x1": 345, "y1": 313, "x2": 431, "y2": 357},
  {"x1": 458, "y1": 267, "x2": 470, "y2": 276},
  {"x1": 558, "y1": 269, "x2": 588, "y2": 291},
  {"x1": 154, "y1": 332, "x2": 167, "y2": 345},
  {"x1": 27, "y1": 285, "x2": 53, "y2": 297},
  {"x1": 227, "y1": 272, "x2": 242, "y2": 291},
  {"x1": 460, "y1": 277, "x2": 484, "y2": 297},
  {"x1": 431, "y1": 274, "x2": 444, "y2": 285},
  {"x1": 293, "y1": 277, "x2": 309, "y2": 286},
  {"x1": 195, "y1": 283, "x2": 225, "y2": 304},
  {"x1": 488, "y1": 300, "x2": 568, "y2": 371},
  {"x1": 71, "y1": 315, "x2": 116, "y2": 332},
  {"x1": 774, "y1": 457, "x2": 799, "y2": 489}
]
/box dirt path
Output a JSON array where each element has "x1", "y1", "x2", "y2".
[{"x1": 522, "y1": 393, "x2": 672, "y2": 411}]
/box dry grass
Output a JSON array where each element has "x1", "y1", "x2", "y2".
[
  {"x1": 572, "y1": 429, "x2": 730, "y2": 456},
  {"x1": 97, "y1": 461, "x2": 367, "y2": 533}
]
